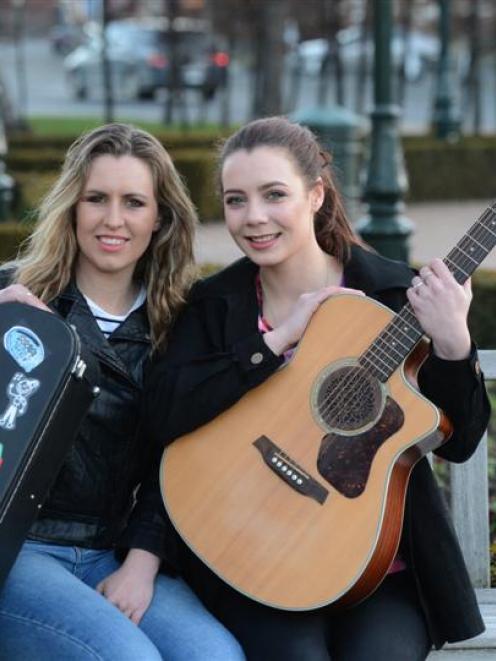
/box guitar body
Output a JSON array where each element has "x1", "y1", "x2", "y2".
[{"x1": 161, "y1": 294, "x2": 452, "y2": 611}]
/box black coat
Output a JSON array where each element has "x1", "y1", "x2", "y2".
[
  {"x1": 0, "y1": 270, "x2": 165, "y2": 555},
  {"x1": 143, "y1": 246, "x2": 491, "y2": 648}
]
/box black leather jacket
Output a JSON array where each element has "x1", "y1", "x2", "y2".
[{"x1": 0, "y1": 271, "x2": 161, "y2": 552}]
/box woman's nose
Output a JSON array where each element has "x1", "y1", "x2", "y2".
[
  {"x1": 103, "y1": 200, "x2": 124, "y2": 228},
  {"x1": 244, "y1": 200, "x2": 269, "y2": 225}
]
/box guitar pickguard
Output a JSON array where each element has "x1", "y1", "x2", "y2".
[{"x1": 317, "y1": 396, "x2": 404, "y2": 498}]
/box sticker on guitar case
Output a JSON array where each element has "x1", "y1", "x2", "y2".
[
  {"x1": 0, "y1": 372, "x2": 40, "y2": 431},
  {"x1": 3, "y1": 326, "x2": 45, "y2": 373}
]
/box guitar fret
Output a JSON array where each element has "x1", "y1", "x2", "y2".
[
  {"x1": 444, "y1": 257, "x2": 469, "y2": 285},
  {"x1": 466, "y1": 233, "x2": 489, "y2": 252},
  {"x1": 375, "y1": 335, "x2": 404, "y2": 361},
  {"x1": 382, "y1": 327, "x2": 411, "y2": 352},
  {"x1": 452, "y1": 244, "x2": 479, "y2": 266},
  {"x1": 359, "y1": 353, "x2": 389, "y2": 380},
  {"x1": 483, "y1": 222, "x2": 496, "y2": 237},
  {"x1": 365, "y1": 345, "x2": 396, "y2": 371},
  {"x1": 392, "y1": 323, "x2": 417, "y2": 346},
  {"x1": 475, "y1": 222, "x2": 496, "y2": 246},
  {"x1": 397, "y1": 314, "x2": 421, "y2": 337}
]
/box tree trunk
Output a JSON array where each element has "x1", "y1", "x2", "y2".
[
  {"x1": 397, "y1": 0, "x2": 414, "y2": 106},
  {"x1": 464, "y1": 0, "x2": 482, "y2": 134},
  {"x1": 318, "y1": 0, "x2": 344, "y2": 107},
  {"x1": 252, "y1": 0, "x2": 286, "y2": 117},
  {"x1": 355, "y1": 0, "x2": 372, "y2": 113}
]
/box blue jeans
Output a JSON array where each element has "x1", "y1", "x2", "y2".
[{"x1": 0, "y1": 541, "x2": 245, "y2": 661}]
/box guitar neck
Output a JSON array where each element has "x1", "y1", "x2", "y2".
[{"x1": 359, "y1": 202, "x2": 496, "y2": 381}]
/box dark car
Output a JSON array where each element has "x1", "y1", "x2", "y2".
[{"x1": 64, "y1": 17, "x2": 229, "y2": 101}]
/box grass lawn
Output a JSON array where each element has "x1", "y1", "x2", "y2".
[{"x1": 26, "y1": 116, "x2": 228, "y2": 137}]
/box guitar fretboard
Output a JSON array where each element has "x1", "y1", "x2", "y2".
[{"x1": 359, "y1": 202, "x2": 496, "y2": 382}]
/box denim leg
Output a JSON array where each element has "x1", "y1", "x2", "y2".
[
  {"x1": 82, "y1": 547, "x2": 245, "y2": 660},
  {"x1": 0, "y1": 542, "x2": 162, "y2": 661},
  {"x1": 139, "y1": 572, "x2": 245, "y2": 661}
]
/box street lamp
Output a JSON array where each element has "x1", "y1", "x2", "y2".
[
  {"x1": 0, "y1": 122, "x2": 15, "y2": 223},
  {"x1": 432, "y1": 0, "x2": 461, "y2": 140},
  {"x1": 11, "y1": 0, "x2": 28, "y2": 128},
  {"x1": 101, "y1": 0, "x2": 114, "y2": 124},
  {"x1": 355, "y1": 0, "x2": 413, "y2": 262}
]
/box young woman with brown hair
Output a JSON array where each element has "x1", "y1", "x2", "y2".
[{"x1": 145, "y1": 116, "x2": 489, "y2": 660}]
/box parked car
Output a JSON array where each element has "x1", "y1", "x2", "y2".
[
  {"x1": 288, "y1": 27, "x2": 440, "y2": 82},
  {"x1": 64, "y1": 17, "x2": 229, "y2": 101},
  {"x1": 50, "y1": 23, "x2": 87, "y2": 56}
]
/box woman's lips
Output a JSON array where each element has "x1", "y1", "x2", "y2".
[
  {"x1": 245, "y1": 233, "x2": 280, "y2": 250},
  {"x1": 97, "y1": 235, "x2": 129, "y2": 252}
]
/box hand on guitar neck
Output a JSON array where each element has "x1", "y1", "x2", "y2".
[{"x1": 407, "y1": 258, "x2": 472, "y2": 361}]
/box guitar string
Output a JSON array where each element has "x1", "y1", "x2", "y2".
[{"x1": 314, "y1": 206, "x2": 496, "y2": 428}]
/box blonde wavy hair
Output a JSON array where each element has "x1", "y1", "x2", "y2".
[{"x1": 12, "y1": 123, "x2": 198, "y2": 350}]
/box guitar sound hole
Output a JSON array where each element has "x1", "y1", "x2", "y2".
[{"x1": 316, "y1": 366, "x2": 382, "y2": 432}]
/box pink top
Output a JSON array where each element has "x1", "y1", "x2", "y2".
[{"x1": 255, "y1": 272, "x2": 407, "y2": 575}]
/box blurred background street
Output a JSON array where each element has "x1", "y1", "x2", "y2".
[
  {"x1": 0, "y1": 0, "x2": 495, "y2": 133},
  {"x1": 0, "y1": 0, "x2": 495, "y2": 271}
]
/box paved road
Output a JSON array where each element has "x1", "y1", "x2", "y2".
[
  {"x1": 1, "y1": 36, "x2": 496, "y2": 133},
  {"x1": 195, "y1": 199, "x2": 496, "y2": 269}
]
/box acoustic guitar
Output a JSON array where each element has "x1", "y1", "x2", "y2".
[{"x1": 161, "y1": 202, "x2": 496, "y2": 611}]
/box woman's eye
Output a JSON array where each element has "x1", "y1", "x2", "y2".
[
  {"x1": 85, "y1": 194, "x2": 104, "y2": 204},
  {"x1": 266, "y1": 190, "x2": 285, "y2": 201},
  {"x1": 126, "y1": 198, "x2": 145, "y2": 208},
  {"x1": 225, "y1": 196, "x2": 244, "y2": 207}
]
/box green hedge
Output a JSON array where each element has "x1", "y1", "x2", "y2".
[
  {"x1": 5, "y1": 133, "x2": 496, "y2": 221},
  {"x1": 468, "y1": 269, "x2": 496, "y2": 348},
  {"x1": 8, "y1": 129, "x2": 229, "y2": 152},
  {"x1": 6, "y1": 149, "x2": 65, "y2": 172},
  {"x1": 402, "y1": 135, "x2": 496, "y2": 202},
  {"x1": 0, "y1": 222, "x2": 32, "y2": 262}
]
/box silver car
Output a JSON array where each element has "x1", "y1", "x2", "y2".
[{"x1": 64, "y1": 17, "x2": 229, "y2": 101}]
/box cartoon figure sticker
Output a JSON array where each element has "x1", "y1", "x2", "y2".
[
  {"x1": 0, "y1": 372, "x2": 40, "y2": 431},
  {"x1": 4, "y1": 326, "x2": 45, "y2": 373}
]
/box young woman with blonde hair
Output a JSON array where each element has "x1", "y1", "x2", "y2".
[{"x1": 0, "y1": 123, "x2": 243, "y2": 660}]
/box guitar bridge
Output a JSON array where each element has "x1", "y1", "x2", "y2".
[{"x1": 253, "y1": 436, "x2": 329, "y2": 505}]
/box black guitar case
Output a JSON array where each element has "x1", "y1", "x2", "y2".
[{"x1": 0, "y1": 302, "x2": 99, "y2": 587}]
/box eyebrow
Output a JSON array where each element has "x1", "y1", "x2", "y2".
[
  {"x1": 223, "y1": 181, "x2": 288, "y2": 195},
  {"x1": 83, "y1": 189, "x2": 149, "y2": 199}
]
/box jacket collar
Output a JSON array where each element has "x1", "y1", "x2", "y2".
[
  {"x1": 52, "y1": 282, "x2": 150, "y2": 382},
  {"x1": 343, "y1": 244, "x2": 414, "y2": 296},
  {"x1": 201, "y1": 245, "x2": 414, "y2": 301}
]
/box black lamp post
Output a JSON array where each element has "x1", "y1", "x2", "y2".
[
  {"x1": 0, "y1": 121, "x2": 14, "y2": 223},
  {"x1": 432, "y1": 0, "x2": 461, "y2": 140},
  {"x1": 12, "y1": 0, "x2": 28, "y2": 128},
  {"x1": 101, "y1": 0, "x2": 114, "y2": 124},
  {"x1": 355, "y1": 0, "x2": 413, "y2": 263}
]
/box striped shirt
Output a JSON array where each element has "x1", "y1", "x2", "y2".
[{"x1": 84, "y1": 288, "x2": 146, "y2": 338}]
